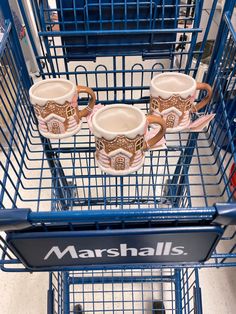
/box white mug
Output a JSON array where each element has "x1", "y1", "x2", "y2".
[
  {"x1": 29, "y1": 78, "x2": 96, "y2": 139},
  {"x1": 150, "y1": 72, "x2": 212, "y2": 132},
  {"x1": 91, "y1": 104, "x2": 166, "y2": 175}
]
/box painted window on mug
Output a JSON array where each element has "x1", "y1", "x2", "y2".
[
  {"x1": 96, "y1": 139, "x2": 104, "y2": 151},
  {"x1": 151, "y1": 98, "x2": 159, "y2": 110},
  {"x1": 135, "y1": 137, "x2": 144, "y2": 151},
  {"x1": 66, "y1": 106, "x2": 75, "y2": 117}
]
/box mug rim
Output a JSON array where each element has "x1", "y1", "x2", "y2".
[
  {"x1": 92, "y1": 104, "x2": 146, "y2": 137},
  {"x1": 29, "y1": 78, "x2": 76, "y2": 104},
  {"x1": 151, "y1": 72, "x2": 196, "y2": 95}
]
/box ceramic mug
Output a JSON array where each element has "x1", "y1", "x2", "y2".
[
  {"x1": 150, "y1": 72, "x2": 212, "y2": 132},
  {"x1": 91, "y1": 104, "x2": 166, "y2": 175},
  {"x1": 29, "y1": 78, "x2": 96, "y2": 139}
]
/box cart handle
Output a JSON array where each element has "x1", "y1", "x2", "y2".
[
  {"x1": 213, "y1": 203, "x2": 236, "y2": 225},
  {"x1": 0, "y1": 209, "x2": 31, "y2": 231},
  {"x1": 1, "y1": 204, "x2": 236, "y2": 232}
]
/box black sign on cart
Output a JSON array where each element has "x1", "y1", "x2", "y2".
[{"x1": 7, "y1": 226, "x2": 223, "y2": 270}]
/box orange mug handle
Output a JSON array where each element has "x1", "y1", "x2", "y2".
[
  {"x1": 143, "y1": 115, "x2": 166, "y2": 151},
  {"x1": 192, "y1": 82, "x2": 212, "y2": 112},
  {"x1": 77, "y1": 85, "x2": 96, "y2": 118}
]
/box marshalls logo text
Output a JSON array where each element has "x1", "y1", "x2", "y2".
[{"x1": 44, "y1": 242, "x2": 188, "y2": 260}]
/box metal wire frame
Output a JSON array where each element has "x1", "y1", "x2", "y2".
[
  {"x1": 24, "y1": 0, "x2": 205, "y2": 74},
  {"x1": 0, "y1": 1, "x2": 236, "y2": 271},
  {"x1": 49, "y1": 268, "x2": 202, "y2": 314},
  {"x1": 0, "y1": 0, "x2": 234, "y2": 214},
  {"x1": 1, "y1": 52, "x2": 235, "y2": 212},
  {"x1": 1, "y1": 0, "x2": 234, "y2": 213}
]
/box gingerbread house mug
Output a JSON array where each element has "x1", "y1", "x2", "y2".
[
  {"x1": 29, "y1": 78, "x2": 96, "y2": 139},
  {"x1": 150, "y1": 72, "x2": 212, "y2": 132},
  {"x1": 91, "y1": 104, "x2": 166, "y2": 175}
]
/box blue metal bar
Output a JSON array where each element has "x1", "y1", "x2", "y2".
[
  {"x1": 206, "y1": 4, "x2": 236, "y2": 84},
  {"x1": 192, "y1": 0, "x2": 219, "y2": 78},
  {"x1": 38, "y1": 28, "x2": 202, "y2": 37},
  {"x1": 27, "y1": 207, "x2": 217, "y2": 224},
  {"x1": 62, "y1": 272, "x2": 70, "y2": 314},
  {"x1": 224, "y1": 12, "x2": 236, "y2": 43},
  {"x1": 69, "y1": 275, "x2": 174, "y2": 285},
  {"x1": 174, "y1": 269, "x2": 182, "y2": 314},
  {"x1": 194, "y1": 271, "x2": 203, "y2": 314},
  {"x1": 47, "y1": 273, "x2": 54, "y2": 314}
]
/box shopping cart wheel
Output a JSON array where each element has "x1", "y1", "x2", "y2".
[
  {"x1": 73, "y1": 304, "x2": 83, "y2": 314},
  {"x1": 152, "y1": 300, "x2": 165, "y2": 314}
]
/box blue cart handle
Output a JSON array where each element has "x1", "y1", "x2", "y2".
[
  {"x1": 213, "y1": 203, "x2": 236, "y2": 225},
  {"x1": 0, "y1": 209, "x2": 31, "y2": 231},
  {"x1": 0, "y1": 204, "x2": 236, "y2": 232}
]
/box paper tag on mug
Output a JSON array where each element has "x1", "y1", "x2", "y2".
[
  {"x1": 86, "y1": 104, "x2": 104, "y2": 133},
  {"x1": 188, "y1": 113, "x2": 215, "y2": 132},
  {"x1": 145, "y1": 128, "x2": 167, "y2": 150}
]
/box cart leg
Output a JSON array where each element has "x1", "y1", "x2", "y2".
[
  {"x1": 152, "y1": 300, "x2": 166, "y2": 313},
  {"x1": 43, "y1": 138, "x2": 72, "y2": 210},
  {"x1": 63, "y1": 272, "x2": 70, "y2": 314},
  {"x1": 73, "y1": 304, "x2": 84, "y2": 314},
  {"x1": 167, "y1": 133, "x2": 198, "y2": 207}
]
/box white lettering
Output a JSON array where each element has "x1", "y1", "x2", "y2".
[
  {"x1": 163, "y1": 242, "x2": 172, "y2": 255},
  {"x1": 120, "y1": 243, "x2": 137, "y2": 256},
  {"x1": 44, "y1": 242, "x2": 187, "y2": 260},
  {"x1": 95, "y1": 249, "x2": 107, "y2": 257},
  {"x1": 44, "y1": 245, "x2": 78, "y2": 260},
  {"x1": 78, "y1": 250, "x2": 95, "y2": 258},
  {"x1": 155, "y1": 242, "x2": 164, "y2": 255},
  {"x1": 138, "y1": 247, "x2": 155, "y2": 256},
  {"x1": 107, "y1": 248, "x2": 120, "y2": 257},
  {"x1": 171, "y1": 246, "x2": 185, "y2": 256}
]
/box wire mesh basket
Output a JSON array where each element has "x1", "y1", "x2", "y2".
[
  {"x1": 50, "y1": 268, "x2": 202, "y2": 314},
  {"x1": 0, "y1": 0, "x2": 235, "y2": 272}
]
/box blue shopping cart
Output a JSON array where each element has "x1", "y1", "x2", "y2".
[{"x1": 0, "y1": 0, "x2": 236, "y2": 313}]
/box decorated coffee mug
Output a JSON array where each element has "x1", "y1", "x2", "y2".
[
  {"x1": 29, "y1": 78, "x2": 96, "y2": 139},
  {"x1": 150, "y1": 72, "x2": 212, "y2": 132},
  {"x1": 91, "y1": 104, "x2": 166, "y2": 175}
]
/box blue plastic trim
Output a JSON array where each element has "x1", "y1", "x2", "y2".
[
  {"x1": 0, "y1": 209, "x2": 31, "y2": 231},
  {"x1": 214, "y1": 203, "x2": 236, "y2": 225}
]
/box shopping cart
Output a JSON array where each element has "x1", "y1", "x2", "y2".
[{"x1": 0, "y1": 0, "x2": 235, "y2": 313}]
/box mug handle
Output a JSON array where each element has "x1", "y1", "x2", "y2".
[
  {"x1": 77, "y1": 85, "x2": 96, "y2": 118},
  {"x1": 192, "y1": 82, "x2": 212, "y2": 112},
  {"x1": 143, "y1": 115, "x2": 166, "y2": 151}
]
